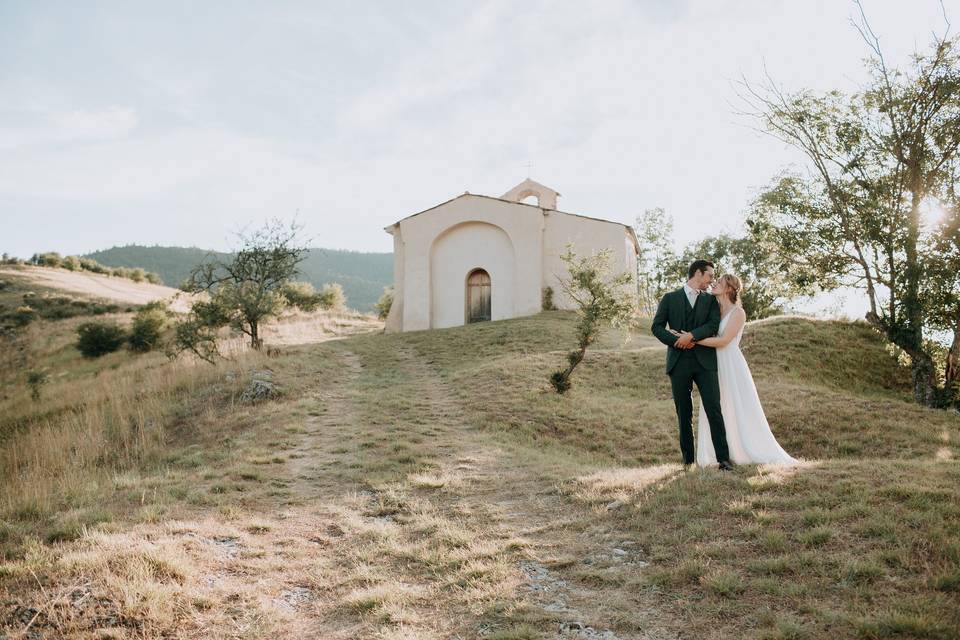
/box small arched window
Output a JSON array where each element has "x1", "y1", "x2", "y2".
[{"x1": 466, "y1": 269, "x2": 491, "y2": 323}]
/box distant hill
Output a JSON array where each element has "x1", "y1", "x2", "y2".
[{"x1": 84, "y1": 245, "x2": 393, "y2": 312}]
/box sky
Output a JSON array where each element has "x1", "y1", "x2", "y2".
[{"x1": 1, "y1": 0, "x2": 956, "y2": 267}]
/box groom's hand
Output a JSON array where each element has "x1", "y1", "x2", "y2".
[{"x1": 674, "y1": 332, "x2": 695, "y2": 348}]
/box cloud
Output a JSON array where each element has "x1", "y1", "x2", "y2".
[
  {"x1": 0, "y1": 106, "x2": 138, "y2": 151},
  {"x1": 53, "y1": 107, "x2": 138, "y2": 141},
  {"x1": 1, "y1": 0, "x2": 955, "y2": 264}
]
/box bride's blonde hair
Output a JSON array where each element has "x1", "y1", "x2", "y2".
[{"x1": 719, "y1": 273, "x2": 743, "y2": 305}]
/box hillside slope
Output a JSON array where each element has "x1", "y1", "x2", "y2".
[
  {"x1": 85, "y1": 245, "x2": 393, "y2": 311},
  {"x1": 0, "y1": 265, "x2": 192, "y2": 311},
  {"x1": 1, "y1": 312, "x2": 957, "y2": 639}
]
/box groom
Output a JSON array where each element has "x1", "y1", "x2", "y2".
[{"x1": 651, "y1": 259, "x2": 733, "y2": 471}]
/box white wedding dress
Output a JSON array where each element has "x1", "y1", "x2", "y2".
[{"x1": 697, "y1": 309, "x2": 798, "y2": 467}]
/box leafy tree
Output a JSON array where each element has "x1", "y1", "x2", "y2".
[
  {"x1": 374, "y1": 286, "x2": 394, "y2": 320},
  {"x1": 181, "y1": 219, "x2": 308, "y2": 350},
  {"x1": 549, "y1": 245, "x2": 636, "y2": 394},
  {"x1": 634, "y1": 207, "x2": 677, "y2": 315},
  {"x1": 76, "y1": 321, "x2": 127, "y2": 358},
  {"x1": 634, "y1": 208, "x2": 795, "y2": 319},
  {"x1": 671, "y1": 234, "x2": 810, "y2": 320},
  {"x1": 742, "y1": 8, "x2": 960, "y2": 406}
]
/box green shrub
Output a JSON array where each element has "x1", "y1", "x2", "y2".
[
  {"x1": 76, "y1": 321, "x2": 127, "y2": 358},
  {"x1": 128, "y1": 305, "x2": 167, "y2": 352},
  {"x1": 79, "y1": 257, "x2": 108, "y2": 274},
  {"x1": 111, "y1": 267, "x2": 130, "y2": 279},
  {"x1": 374, "y1": 286, "x2": 393, "y2": 320},
  {"x1": 145, "y1": 272, "x2": 163, "y2": 285},
  {"x1": 62, "y1": 255, "x2": 81, "y2": 271},
  {"x1": 129, "y1": 267, "x2": 146, "y2": 283},
  {"x1": 542, "y1": 286, "x2": 556, "y2": 311},
  {"x1": 280, "y1": 281, "x2": 321, "y2": 312},
  {"x1": 26, "y1": 370, "x2": 48, "y2": 401},
  {"x1": 318, "y1": 282, "x2": 347, "y2": 311},
  {"x1": 31, "y1": 252, "x2": 63, "y2": 268},
  {"x1": 13, "y1": 305, "x2": 37, "y2": 327}
]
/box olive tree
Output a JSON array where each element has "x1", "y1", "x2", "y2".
[{"x1": 178, "y1": 219, "x2": 308, "y2": 353}]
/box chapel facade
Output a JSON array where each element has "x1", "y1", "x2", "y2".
[{"x1": 383, "y1": 179, "x2": 639, "y2": 332}]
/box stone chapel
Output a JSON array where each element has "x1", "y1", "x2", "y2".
[{"x1": 383, "y1": 178, "x2": 639, "y2": 332}]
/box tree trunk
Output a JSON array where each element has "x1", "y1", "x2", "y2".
[
  {"x1": 905, "y1": 189, "x2": 934, "y2": 405},
  {"x1": 905, "y1": 191, "x2": 924, "y2": 339},
  {"x1": 945, "y1": 309, "x2": 960, "y2": 404},
  {"x1": 866, "y1": 310, "x2": 939, "y2": 407},
  {"x1": 250, "y1": 321, "x2": 262, "y2": 350},
  {"x1": 912, "y1": 352, "x2": 938, "y2": 407}
]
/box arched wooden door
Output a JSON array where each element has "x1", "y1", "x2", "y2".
[{"x1": 466, "y1": 269, "x2": 491, "y2": 323}]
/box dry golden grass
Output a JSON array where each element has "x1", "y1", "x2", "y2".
[
  {"x1": 0, "y1": 345, "x2": 261, "y2": 521},
  {"x1": 1, "y1": 308, "x2": 958, "y2": 639}
]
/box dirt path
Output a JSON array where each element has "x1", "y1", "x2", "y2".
[
  {"x1": 282, "y1": 343, "x2": 680, "y2": 639},
  {"x1": 1, "y1": 343, "x2": 678, "y2": 639}
]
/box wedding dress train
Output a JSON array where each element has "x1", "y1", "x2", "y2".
[{"x1": 697, "y1": 311, "x2": 797, "y2": 467}]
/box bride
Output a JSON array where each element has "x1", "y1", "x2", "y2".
[{"x1": 686, "y1": 274, "x2": 797, "y2": 467}]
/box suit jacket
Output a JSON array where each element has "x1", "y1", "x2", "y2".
[{"x1": 650, "y1": 288, "x2": 721, "y2": 373}]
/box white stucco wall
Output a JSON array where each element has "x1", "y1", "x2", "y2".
[
  {"x1": 384, "y1": 225, "x2": 404, "y2": 332},
  {"x1": 430, "y1": 221, "x2": 515, "y2": 329},
  {"x1": 541, "y1": 212, "x2": 636, "y2": 310}
]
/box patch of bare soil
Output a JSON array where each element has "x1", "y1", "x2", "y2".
[
  {"x1": 261, "y1": 312, "x2": 382, "y2": 346},
  {"x1": 0, "y1": 266, "x2": 194, "y2": 312}
]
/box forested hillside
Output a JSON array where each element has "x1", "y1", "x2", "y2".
[{"x1": 85, "y1": 245, "x2": 392, "y2": 311}]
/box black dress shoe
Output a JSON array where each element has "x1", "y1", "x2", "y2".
[{"x1": 718, "y1": 460, "x2": 734, "y2": 471}]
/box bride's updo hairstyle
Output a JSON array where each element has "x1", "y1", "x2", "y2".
[{"x1": 719, "y1": 274, "x2": 743, "y2": 305}]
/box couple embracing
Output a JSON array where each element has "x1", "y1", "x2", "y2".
[{"x1": 652, "y1": 260, "x2": 797, "y2": 470}]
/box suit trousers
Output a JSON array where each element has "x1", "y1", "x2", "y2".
[{"x1": 669, "y1": 351, "x2": 731, "y2": 465}]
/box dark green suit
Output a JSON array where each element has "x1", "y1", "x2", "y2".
[{"x1": 651, "y1": 288, "x2": 731, "y2": 465}]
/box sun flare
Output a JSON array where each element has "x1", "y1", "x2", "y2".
[{"x1": 920, "y1": 200, "x2": 949, "y2": 228}]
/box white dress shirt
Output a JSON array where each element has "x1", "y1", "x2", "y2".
[{"x1": 683, "y1": 283, "x2": 699, "y2": 309}]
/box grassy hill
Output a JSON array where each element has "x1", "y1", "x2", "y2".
[
  {"x1": 0, "y1": 306, "x2": 957, "y2": 639},
  {"x1": 84, "y1": 245, "x2": 393, "y2": 312}
]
